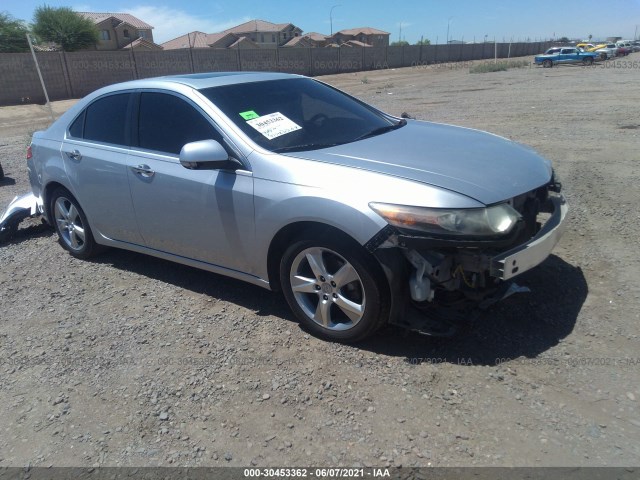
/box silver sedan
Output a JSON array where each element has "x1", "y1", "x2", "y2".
[{"x1": 21, "y1": 72, "x2": 567, "y2": 342}]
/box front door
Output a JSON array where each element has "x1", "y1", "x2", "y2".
[{"x1": 127, "y1": 91, "x2": 255, "y2": 273}]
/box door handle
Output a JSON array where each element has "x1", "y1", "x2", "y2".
[
  {"x1": 131, "y1": 164, "x2": 155, "y2": 178},
  {"x1": 66, "y1": 149, "x2": 82, "y2": 161}
]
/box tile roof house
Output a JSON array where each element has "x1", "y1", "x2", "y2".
[
  {"x1": 77, "y1": 12, "x2": 162, "y2": 50},
  {"x1": 328, "y1": 27, "x2": 390, "y2": 47},
  {"x1": 161, "y1": 31, "x2": 260, "y2": 50},
  {"x1": 283, "y1": 32, "x2": 328, "y2": 48},
  {"x1": 223, "y1": 19, "x2": 303, "y2": 48}
]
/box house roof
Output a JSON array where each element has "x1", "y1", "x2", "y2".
[
  {"x1": 205, "y1": 32, "x2": 236, "y2": 47},
  {"x1": 77, "y1": 12, "x2": 153, "y2": 30},
  {"x1": 344, "y1": 40, "x2": 372, "y2": 47},
  {"x1": 305, "y1": 32, "x2": 327, "y2": 41},
  {"x1": 161, "y1": 31, "x2": 209, "y2": 49},
  {"x1": 227, "y1": 36, "x2": 260, "y2": 48},
  {"x1": 283, "y1": 36, "x2": 311, "y2": 47},
  {"x1": 122, "y1": 38, "x2": 163, "y2": 50},
  {"x1": 224, "y1": 19, "x2": 297, "y2": 34},
  {"x1": 283, "y1": 32, "x2": 326, "y2": 47},
  {"x1": 335, "y1": 27, "x2": 389, "y2": 36},
  {"x1": 161, "y1": 31, "x2": 257, "y2": 50}
]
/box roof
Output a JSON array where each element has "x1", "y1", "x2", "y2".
[
  {"x1": 335, "y1": 27, "x2": 389, "y2": 36},
  {"x1": 282, "y1": 36, "x2": 312, "y2": 47},
  {"x1": 224, "y1": 19, "x2": 297, "y2": 34},
  {"x1": 161, "y1": 31, "x2": 209, "y2": 50},
  {"x1": 77, "y1": 12, "x2": 153, "y2": 30},
  {"x1": 206, "y1": 32, "x2": 236, "y2": 47},
  {"x1": 161, "y1": 31, "x2": 254, "y2": 50},
  {"x1": 227, "y1": 36, "x2": 259, "y2": 48},
  {"x1": 305, "y1": 32, "x2": 327, "y2": 41},
  {"x1": 283, "y1": 32, "x2": 327, "y2": 47},
  {"x1": 98, "y1": 72, "x2": 301, "y2": 93},
  {"x1": 344, "y1": 40, "x2": 372, "y2": 47},
  {"x1": 122, "y1": 38, "x2": 163, "y2": 50}
]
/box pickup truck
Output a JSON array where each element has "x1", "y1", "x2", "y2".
[{"x1": 534, "y1": 47, "x2": 599, "y2": 67}]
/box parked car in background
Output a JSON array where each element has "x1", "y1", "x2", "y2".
[
  {"x1": 10, "y1": 72, "x2": 568, "y2": 342},
  {"x1": 534, "y1": 47, "x2": 598, "y2": 67},
  {"x1": 615, "y1": 42, "x2": 632, "y2": 56},
  {"x1": 595, "y1": 44, "x2": 619, "y2": 59},
  {"x1": 576, "y1": 43, "x2": 596, "y2": 51},
  {"x1": 587, "y1": 44, "x2": 608, "y2": 52}
]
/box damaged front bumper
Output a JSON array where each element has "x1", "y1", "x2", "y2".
[
  {"x1": 490, "y1": 194, "x2": 568, "y2": 280},
  {"x1": 373, "y1": 193, "x2": 569, "y2": 336},
  {"x1": 0, "y1": 192, "x2": 43, "y2": 241}
]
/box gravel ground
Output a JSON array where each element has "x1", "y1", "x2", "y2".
[{"x1": 1, "y1": 55, "x2": 639, "y2": 468}]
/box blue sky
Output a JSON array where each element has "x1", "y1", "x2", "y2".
[{"x1": 3, "y1": 0, "x2": 639, "y2": 44}]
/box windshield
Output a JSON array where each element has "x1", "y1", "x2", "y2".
[{"x1": 200, "y1": 78, "x2": 400, "y2": 153}]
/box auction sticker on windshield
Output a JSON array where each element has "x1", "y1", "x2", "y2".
[{"x1": 246, "y1": 112, "x2": 302, "y2": 140}]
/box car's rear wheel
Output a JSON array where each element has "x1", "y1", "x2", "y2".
[
  {"x1": 543, "y1": 59, "x2": 553, "y2": 68},
  {"x1": 583, "y1": 57, "x2": 594, "y2": 66},
  {"x1": 600, "y1": 52, "x2": 607, "y2": 60},
  {"x1": 50, "y1": 187, "x2": 101, "y2": 259},
  {"x1": 280, "y1": 233, "x2": 388, "y2": 342}
]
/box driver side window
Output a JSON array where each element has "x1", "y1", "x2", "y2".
[{"x1": 137, "y1": 92, "x2": 224, "y2": 156}]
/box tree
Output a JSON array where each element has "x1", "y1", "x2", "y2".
[
  {"x1": 32, "y1": 6, "x2": 98, "y2": 51},
  {"x1": 390, "y1": 40, "x2": 409, "y2": 47},
  {"x1": 415, "y1": 38, "x2": 431, "y2": 45},
  {"x1": 0, "y1": 12, "x2": 30, "y2": 52},
  {"x1": 558, "y1": 36, "x2": 570, "y2": 43}
]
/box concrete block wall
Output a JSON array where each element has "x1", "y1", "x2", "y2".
[{"x1": 0, "y1": 42, "x2": 552, "y2": 106}]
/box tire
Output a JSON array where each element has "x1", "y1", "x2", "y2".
[
  {"x1": 280, "y1": 232, "x2": 389, "y2": 342},
  {"x1": 0, "y1": 223, "x2": 17, "y2": 243},
  {"x1": 543, "y1": 59, "x2": 553, "y2": 68},
  {"x1": 50, "y1": 187, "x2": 101, "y2": 259},
  {"x1": 600, "y1": 52, "x2": 607, "y2": 60},
  {"x1": 583, "y1": 57, "x2": 594, "y2": 66}
]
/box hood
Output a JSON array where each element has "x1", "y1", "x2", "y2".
[{"x1": 283, "y1": 120, "x2": 552, "y2": 205}]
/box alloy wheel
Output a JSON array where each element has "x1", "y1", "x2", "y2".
[
  {"x1": 289, "y1": 247, "x2": 366, "y2": 331},
  {"x1": 54, "y1": 196, "x2": 86, "y2": 252}
]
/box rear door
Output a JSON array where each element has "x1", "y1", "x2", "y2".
[
  {"x1": 61, "y1": 92, "x2": 143, "y2": 244},
  {"x1": 126, "y1": 90, "x2": 255, "y2": 273}
]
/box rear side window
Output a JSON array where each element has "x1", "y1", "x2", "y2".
[
  {"x1": 68, "y1": 110, "x2": 85, "y2": 138},
  {"x1": 137, "y1": 92, "x2": 221, "y2": 155},
  {"x1": 83, "y1": 93, "x2": 131, "y2": 146}
]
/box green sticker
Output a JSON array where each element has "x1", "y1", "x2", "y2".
[{"x1": 239, "y1": 110, "x2": 259, "y2": 120}]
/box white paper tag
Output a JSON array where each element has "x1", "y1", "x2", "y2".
[{"x1": 246, "y1": 112, "x2": 302, "y2": 140}]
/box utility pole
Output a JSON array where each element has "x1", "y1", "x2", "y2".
[
  {"x1": 26, "y1": 34, "x2": 54, "y2": 121},
  {"x1": 330, "y1": 5, "x2": 341, "y2": 36},
  {"x1": 446, "y1": 16, "x2": 453, "y2": 44}
]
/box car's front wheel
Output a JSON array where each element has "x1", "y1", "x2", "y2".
[
  {"x1": 583, "y1": 57, "x2": 594, "y2": 66},
  {"x1": 543, "y1": 59, "x2": 553, "y2": 68},
  {"x1": 50, "y1": 187, "x2": 101, "y2": 259},
  {"x1": 280, "y1": 233, "x2": 389, "y2": 342}
]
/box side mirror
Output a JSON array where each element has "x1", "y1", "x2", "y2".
[{"x1": 179, "y1": 139, "x2": 242, "y2": 170}]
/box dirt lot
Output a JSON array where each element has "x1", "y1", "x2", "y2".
[{"x1": 1, "y1": 55, "x2": 639, "y2": 468}]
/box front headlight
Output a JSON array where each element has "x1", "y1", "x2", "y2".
[{"x1": 369, "y1": 202, "x2": 521, "y2": 237}]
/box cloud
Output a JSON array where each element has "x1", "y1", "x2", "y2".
[{"x1": 121, "y1": 5, "x2": 251, "y2": 43}]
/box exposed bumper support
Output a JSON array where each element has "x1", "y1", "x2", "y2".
[
  {"x1": 491, "y1": 194, "x2": 568, "y2": 280},
  {"x1": 0, "y1": 192, "x2": 43, "y2": 240}
]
